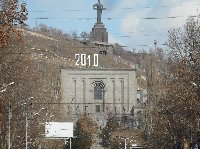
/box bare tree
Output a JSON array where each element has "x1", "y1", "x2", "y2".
[
  {"x1": 145, "y1": 17, "x2": 200, "y2": 149},
  {"x1": 0, "y1": 0, "x2": 28, "y2": 48},
  {"x1": 80, "y1": 31, "x2": 89, "y2": 41}
]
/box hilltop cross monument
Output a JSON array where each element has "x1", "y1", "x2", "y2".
[{"x1": 90, "y1": 0, "x2": 108, "y2": 43}]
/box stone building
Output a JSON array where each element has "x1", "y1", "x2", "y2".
[{"x1": 60, "y1": 68, "x2": 138, "y2": 127}]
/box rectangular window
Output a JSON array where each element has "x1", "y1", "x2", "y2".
[
  {"x1": 94, "y1": 83, "x2": 103, "y2": 100},
  {"x1": 93, "y1": 80, "x2": 105, "y2": 100},
  {"x1": 84, "y1": 106, "x2": 88, "y2": 112},
  {"x1": 96, "y1": 105, "x2": 100, "y2": 113}
]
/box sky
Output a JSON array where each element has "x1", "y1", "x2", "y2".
[{"x1": 26, "y1": 0, "x2": 200, "y2": 51}]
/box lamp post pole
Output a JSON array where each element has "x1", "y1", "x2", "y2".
[
  {"x1": 125, "y1": 138, "x2": 127, "y2": 149},
  {"x1": 8, "y1": 102, "x2": 11, "y2": 149},
  {"x1": 119, "y1": 137, "x2": 128, "y2": 149},
  {"x1": 25, "y1": 116, "x2": 28, "y2": 149},
  {"x1": 70, "y1": 138, "x2": 72, "y2": 149}
]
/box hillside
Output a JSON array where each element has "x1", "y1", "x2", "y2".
[
  {"x1": 23, "y1": 27, "x2": 152, "y2": 91},
  {"x1": 22, "y1": 28, "x2": 129, "y2": 69},
  {"x1": 0, "y1": 27, "x2": 149, "y2": 148}
]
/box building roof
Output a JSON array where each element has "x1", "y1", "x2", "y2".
[{"x1": 61, "y1": 68, "x2": 137, "y2": 71}]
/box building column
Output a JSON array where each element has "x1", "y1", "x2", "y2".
[
  {"x1": 74, "y1": 79, "x2": 77, "y2": 114},
  {"x1": 82, "y1": 79, "x2": 86, "y2": 112},
  {"x1": 112, "y1": 80, "x2": 116, "y2": 113},
  {"x1": 121, "y1": 79, "x2": 124, "y2": 114}
]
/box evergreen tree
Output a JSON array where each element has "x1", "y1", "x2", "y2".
[
  {"x1": 100, "y1": 115, "x2": 119, "y2": 147},
  {"x1": 64, "y1": 114, "x2": 97, "y2": 149}
]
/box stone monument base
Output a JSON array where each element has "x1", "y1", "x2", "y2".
[{"x1": 90, "y1": 23, "x2": 108, "y2": 43}]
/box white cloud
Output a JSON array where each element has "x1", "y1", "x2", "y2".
[
  {"x1": 166, "y1": 1, "x2": 200, "y2": 27},
  {"x1": 121, "y1": 13, "x2": 140, "y2": 33},
  {"x1": 110, "y1": 0, "x2": 200, "y2": 50},
  {"x1": 109, "y1": 33, "x2": 124, "y2": 45},
  {"x1": 121, "y1": 9, "x2": 150, "y2": 35}
]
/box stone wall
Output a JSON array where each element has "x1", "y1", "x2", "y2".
[{"x1": 90, "y1": 23, "x2": 108, "y2": 43}]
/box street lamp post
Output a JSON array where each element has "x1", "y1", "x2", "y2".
[
  {"x1": 7, "y1": 96, "x2": 34, "y2": 149},
  {"x1": 70, "y1": 138, "x2": 72, "y2": 149},
  {"x1": 0, "y1": 82, "x2": 14, "y2": 149},
  {"x1": 64, "y1": 137, "x2": 72, "y2": 149},
  {"x1": 38, "y1": 108, "x2": 46, "y2": 149},
  {"x1": 7, "y1": 97, "x2": 33, "y2": 149},
  {"x1": 25, "y1": 116, "x2": 28, "y2": 149},
  {"x1": 119, "y1": 137, "x2": 128, "y2": 149},
  {"x1": 125, "y1": 138, "x2": 127, "y2": 149},
  {"x1": 21, "y1": 97, "x2": 33, "y2": 149},
  {"x1": 8, "y1": 102, "x2": 11, "y2": 149}
]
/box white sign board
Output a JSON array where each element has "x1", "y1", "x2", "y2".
[{"x1": 45, "y1": 122, "x2": 73, "y2": 138}]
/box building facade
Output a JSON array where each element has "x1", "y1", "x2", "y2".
[{"x1": 60, "y1": 68, "x2": 137, "y2": 126}]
